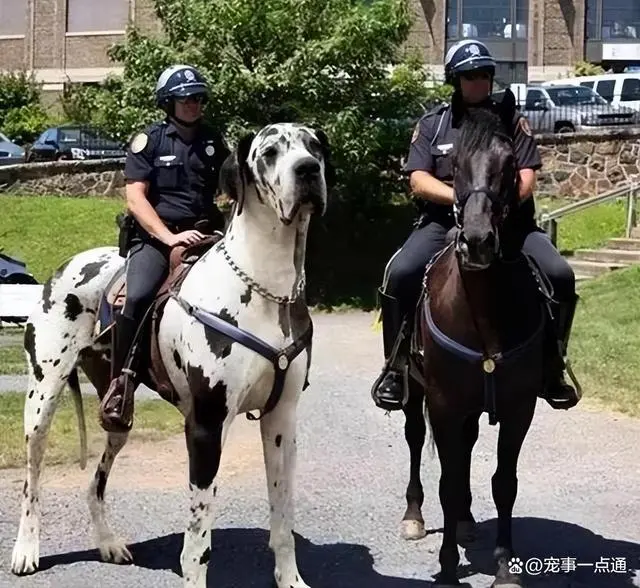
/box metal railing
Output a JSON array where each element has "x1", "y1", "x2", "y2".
[{"x1": 537, "y1": 181, "x2": 639, "y2": 246}]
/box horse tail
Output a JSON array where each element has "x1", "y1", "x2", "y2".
[{"x1": 67, "y1": 368, "x2": 87, "y2": 470}]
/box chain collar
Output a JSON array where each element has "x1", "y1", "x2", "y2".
[{"x1": 218, "y1": 240, "x2": 305, "y2": 305}]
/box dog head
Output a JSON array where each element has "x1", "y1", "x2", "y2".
[{"x1": 220, "y1": 123, "x2": 334, "y2": 224}]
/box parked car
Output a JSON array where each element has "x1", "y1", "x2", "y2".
[
  {"x1": 0, "y1": 252, "x2": 38, "y2": 285},
  {"x1": 493, "y1": 84, "x2": 640, "y2": 133},
  {"x1": 0, "y1": 132, "x2": 26, "y2": 166},
  {"x1": 27, "y1": 125, "x2": 126, "y2": 162},
  {"x1": 543, "y1": 73, "x2": 640, "y2": 111}
]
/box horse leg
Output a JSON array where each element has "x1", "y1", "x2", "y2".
[
  {"x1": 180, "y1": 389, "x2": 231, "y2": 588},
  {"x1": 401, "y1": 383, "x2": 427, "y2": 540},
  {"x1": 11, "y1": 321, "x2": 79, "y2": 575},
  {"x1": 457, "y1": 413, "x2": 481, "y2": 545},
  {"x1": 432, "y1": 416, "x2": 468, "y2": 588},
  {"x1": 491, "y1": 401, "x2": 536, "y2": 587},
  {"x1": 260, "y1": 396, "x2": 309, "y2": 588},
  {"x1": 87, "y1": 431, "x2": 132, "y2": 563}
]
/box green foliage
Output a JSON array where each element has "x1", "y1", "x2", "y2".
[
  {"x1": 571, "y1": 60, "x2": 605, "y2": 77},
  {"x1": 61, "y1": 0, "x2": 442, "y2": 208},
  {"x1": 0, "y1": 71, "x2": 53, "y2": 143},
  {"x1": 2, "y1": 103, "x2": 53, "y2": 144},
  {"x1": 0, "y1": 72, "x2": 40, "y2": 126}
]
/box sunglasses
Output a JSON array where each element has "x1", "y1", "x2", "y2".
[
  {"x1": 175, "y1": 95, "x2": 206, "y2": 104},
  {"x1": 460, "y1": 71, "x2": 492, "y2": 81}
]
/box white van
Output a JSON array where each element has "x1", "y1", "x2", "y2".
[{"x1": 542, "y1": 73, "x2": 640, "y2": 111}]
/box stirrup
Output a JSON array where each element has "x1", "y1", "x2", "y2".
[
  {"x1": 544, "y1": 359, "x2": 582, "y2": 410},
  {"x1": 370, "y1": 362, "x2": 409, "y2": 411}
]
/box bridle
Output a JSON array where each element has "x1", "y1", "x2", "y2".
[{"x1": 452, "y1": 131, "x2": 519, "y2": 261}]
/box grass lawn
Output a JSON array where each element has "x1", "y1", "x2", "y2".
[
  {"x1": 0, "y1": 345, "x2": 25, "y2": 375},
  {"x1": 570, "y1": 265, "x2": 640, "y2": 418},
  {"x1": 1, "y1": 195, "x2": 124, "y2": 283},
  {"x1": 535, "y1": 196, "x2": 628, "y2": 255},
  {"x1": 0, "y1": 392, "x2": 184, "y2": 470}
]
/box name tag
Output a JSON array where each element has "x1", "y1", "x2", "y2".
[
  {"x1": 438, "y1": 143, "x2": 453, "y2": 154},
  {"x1": 158, "y1": 155, "x2": 177, "y2": 162}
]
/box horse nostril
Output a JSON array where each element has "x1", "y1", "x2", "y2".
[{"x1": 295, "y1": 158, "x2": 320, "y2": 178}]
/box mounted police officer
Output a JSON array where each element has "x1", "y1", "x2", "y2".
[
  {"x1": 371, "y1": 39, "x2": 581, "y2": 413},
  {"x1": 99, "y1": 64, "x2": 230, "y2": 433}
]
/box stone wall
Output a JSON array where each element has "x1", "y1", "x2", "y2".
[
  {"x1": 2, "y1": 129, "x2": 640, "y2": 201},
  {"x1": 536, "y1": 128, "x2": 640, "y2": 198},
  {"x1": 0, "y1": 159, "x2": 125, "y2": 197}
]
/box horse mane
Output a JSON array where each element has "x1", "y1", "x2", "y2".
[{"x1": 454, "y1": 106, "x2": 511, "y2": 160}]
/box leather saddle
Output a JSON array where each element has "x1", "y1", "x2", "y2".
[{"x1": 95, "y1": 233, "x2": 223, "y2": 403}]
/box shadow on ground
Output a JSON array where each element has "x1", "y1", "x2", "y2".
[
  {"x1": 457, "y1": 516, "x2": 640, "y2": 587},
  {"x1": 36, "y1": 517, "x2": 640, "y2": 587},
  {"x1": 39, "y1": 527, "x2": 430, "y2": 587}
]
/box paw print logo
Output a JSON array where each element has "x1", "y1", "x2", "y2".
[{"x1": 508, "y1": 557, "x2": 523, "y2": 574}]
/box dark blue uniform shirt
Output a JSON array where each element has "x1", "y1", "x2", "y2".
[
  {"x1": 405, "y1": 101, "x2": 542, "y2": 228},
  {"x1": 124, "y1": 119, "x2": 230, "y2": 228}
]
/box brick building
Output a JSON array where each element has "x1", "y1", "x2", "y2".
[
  {"x1": 0, "y1": 0, "x2": 158, "y2": 92},
  {"x1": 407, "y1": 0, "x2": 640, "y2": 85},
  {"x1": 0, "y1": 0, "x2": 638, "y2": 92}
]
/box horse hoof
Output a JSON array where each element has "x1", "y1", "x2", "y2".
[
  {"x1": 456, "y1": 520, "x2": 477, "y2": 545},
  {"x1": 400, "y1": 519, "x2": 426, "y2": 540}
]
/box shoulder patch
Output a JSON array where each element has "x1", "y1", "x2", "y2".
[
  {"x1": 518, "y1": 116, "x2": 533, "y2": 137},
  {"x1": 130, "y1": 133, "x2": 148, "y2": 154}
]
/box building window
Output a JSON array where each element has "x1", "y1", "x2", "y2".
[
  {"x1": 585, "y1": 0, "x2": 598, "y2": 39},
  {"x1": 446, "y1": 0, "x2": 527, "y2": 40},
  {"x1": 66, "y1": 0, "x2": 129, "y2": 33},
  {"x1": 601, "y1": 0, "x2": 640, "y2": 40},
  {"x1": 0, "y1": 0, "x2": 26, "y2": 36}
]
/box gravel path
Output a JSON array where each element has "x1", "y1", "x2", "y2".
[{"x1": 0, "y1": 311, "x2": 638, "y2": 588}]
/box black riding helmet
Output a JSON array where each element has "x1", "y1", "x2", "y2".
[
  {"x1": 444, "y1": 40, "x2": 496, "y2": 87},
  {"x1": 155, "y1": 64, "x2": 209, "y2": 125}
]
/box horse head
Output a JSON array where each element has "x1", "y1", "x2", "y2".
[
  {"x1": 451, "y1": 88, "x2": 520, "y2": 271},
  {"x1": 220, "y1": 123, "x2": 334, "y2": 224}
]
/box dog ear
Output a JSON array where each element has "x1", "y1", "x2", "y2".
[
  {"x1": 314, "y1": 128, "x2": 336, "y2": 189},
  {"x1": 219, "y1": 131, "x2": 255, "y2": 216}
]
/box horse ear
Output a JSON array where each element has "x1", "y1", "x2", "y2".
[
  {"x1": 219, "y1": 132, "x2": 255, "y2": 216},
  {"x1": 498, "y1": 88, "x2": 517, "y2": 129},
  {"x1": 314, "y1": 128, "x2": 335, "y2": 189}
]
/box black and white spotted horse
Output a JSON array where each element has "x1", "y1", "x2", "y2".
[{"x1": 11, "y1": 122, "x2": 332, "y2": 588}]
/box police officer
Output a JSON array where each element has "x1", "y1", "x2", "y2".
[
  {"x1": 99, "y1": 64, "x2": 230, "y2": 433},
  {"x1": 371, "y1": 39, "x2": 580, "y2": 412}
]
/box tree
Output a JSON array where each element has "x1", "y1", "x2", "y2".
[
  {"x1": 63, "y1": 0, "x2": 453, "y2": 307},
  {"x1": 65, "y1": 0, "x2": 447, "y2": 206},
  {"x1": 0, "y1": 72, "x2": 52, "y2": 144}
]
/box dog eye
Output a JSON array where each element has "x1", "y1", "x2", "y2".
[{"x1": 263, "y1": 146, "x2": 278, "y2": 159}]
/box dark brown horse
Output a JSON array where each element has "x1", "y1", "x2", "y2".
[{"x1": 402, "y1": 89, "x2": 550, "y2": 588}]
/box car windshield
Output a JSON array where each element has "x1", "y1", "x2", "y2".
[
  {"x1": 0, "y1": 132, "x2": 10, "y2": 143},
  {"x1": 59, "y1": 127, "x2": 104, "y2": 144},
  {"x1": 545, "y1": 86, "x2": 608, "y2": 106}
]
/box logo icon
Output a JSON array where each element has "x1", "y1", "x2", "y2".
[
  {"x1": 469, "y1": 44, "x2": 481, "y2": 56},
  {"x1": 185, "y1": 69, "x2": 195, "y2": 81},
  {"x1": 508, "y1": 557, "x2": 524, "y2": 574}
]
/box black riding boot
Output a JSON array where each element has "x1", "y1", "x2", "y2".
[
  {"x1": 543, "y1": 293, "x2": 582, "y2": 410},
  {"x1": 371, "y1": 289, "x2": 409, "y2": 411},
  {"x1": 99, "y1": 312, "x2": 139, "y2": 432}
]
